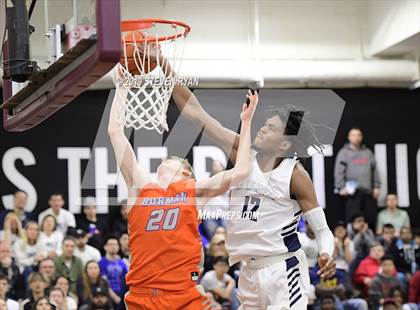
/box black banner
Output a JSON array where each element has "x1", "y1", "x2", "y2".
[{"x1": 1, "y1": 88, "x2": 419, "y2": 227}]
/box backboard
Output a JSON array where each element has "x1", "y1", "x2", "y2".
[{"x1": 1, "y1": 0, "x2": 121, "y2": 131}]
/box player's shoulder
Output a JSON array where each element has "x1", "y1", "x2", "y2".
[{"x1": 292, "y1": 161, "x2": 311, "y2": 179}]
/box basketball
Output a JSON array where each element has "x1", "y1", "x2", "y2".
[{"x1": 120, "y1": 31, "x2": 158, "y2": 75}]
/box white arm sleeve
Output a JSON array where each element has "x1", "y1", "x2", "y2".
[{"x1": 304, "y1": 207, "x2": 334, "y2": 257}]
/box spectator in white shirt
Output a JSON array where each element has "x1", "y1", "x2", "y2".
[
  {"x1": 376, "y1": 193, "x2": 410, "y2": 236},
  {"x1": 0, "y1": 275, "x2": 19, "y2": 310},
  {"x1": 12, "y1": 221, "x2": 44, "y2": 273},
  {"x1": 74, "y1": 229, "x2": 101, "y2": 266},
  {"x1": 200, "y1": 256, "x2": 236, "y2": 307},
  {"x1": 333, "y1": 221, "x2": 355, "y2": 272},
  {"x1": 39, "y1": 215, "x2": 64, "y2": 259},
  {"x1": 38, "y1": 193, "x2": 76, "y2": 235}
]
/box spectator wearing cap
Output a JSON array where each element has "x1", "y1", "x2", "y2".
[
  {"x1": 333, "y1": 221, "x2": 354, "y2": 272},
  {"x1": 38, "y1": 215, "x2": 64, "y2": 260},
  {"x1": 109, "y1": 200, "x2": 128, "y2": 237},
  {"x1": 54, "y1": 237, "x2": 83, "y2": 295},
  {"x1": 376, "y1": 194, "x2": 410, "y2": 236},
  {"x1": 98, "y1": 235, "x2": 127, "y2": 309},
  {"x1": 200, "y1": 256, "x2": 237, "y2": 309},
  {"x1": 368, "y1": 256, "x2": 401, "y2": 310},
  {"x1": 79, "y1": 286, "x2": 112, "y2": 310},
  {"x1": 38, "y1": 258, "x2": 56, "y2": 287},
  {"x1": 334, "y1": 127, "x2": 381, "y2": 229},
  {"x1": 21, "y1": 272, "x2": 49, "y2": 310},
  {"x1": 379, "y1": 298, "x2": 399, "y2": 310},
  {"x1": 38, "y1": 193, "x2": 76, "y2": 235},
  {"x1": 0, "y1": 274, "x2": 19, "y2": 310},
  {"x1": 73, "y1": 229, "x2": 101, "y2": 266},
  {"x1": 0, "y1": 240, "x2": 23, "y2": 300},
  {"x1": 203, "y1": 234, "x2": 228, "y2": 274},
  {"x1": 299, "y1": 222, "x2": 319, "y2": 270},
  {"x1": 76, "y1": 197, "x2": 109, "y2": 250}
]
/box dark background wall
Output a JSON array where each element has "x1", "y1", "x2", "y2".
[{"x1": 1, "y1": 88, "x2": 419, "y2": 227}]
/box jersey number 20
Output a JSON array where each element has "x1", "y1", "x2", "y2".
[{"x1": 145, "y1": 208, "x2": 180, "y2": 231}]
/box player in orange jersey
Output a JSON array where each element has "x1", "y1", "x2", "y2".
[{"x1": 108, "y1": 85, "x2": 258, "y2": 309}]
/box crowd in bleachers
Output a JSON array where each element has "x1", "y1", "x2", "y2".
[
  {"x1": 0, "y1": 127, "x2": 419, "y2": 310},
  {"x1": 0, "y1": 192, "x2": 128, "y2": 310}
]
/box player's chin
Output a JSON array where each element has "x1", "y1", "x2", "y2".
[{"x1": 252, "y1": 137, "x2": 262, "y2": 149}]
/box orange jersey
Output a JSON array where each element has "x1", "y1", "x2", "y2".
[{"x1": 126, "y1": 179, "x2": 202, "y2": 292}]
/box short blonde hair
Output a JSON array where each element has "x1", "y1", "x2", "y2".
[{"x1": 168, "y1": 156, "x2": 195, "y2": 178}]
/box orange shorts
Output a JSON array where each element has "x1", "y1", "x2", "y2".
[{"x1": 124, "y1": 286, "x2": 207, "y2": 310}]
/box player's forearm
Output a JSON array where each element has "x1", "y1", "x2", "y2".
[
  {"x1": 108, "y1": 89, "x2": 126, "y2": 135},
  {"x1": 107, "y1": 90, "x2": 139, "y2": 188},
  {"x1": 231, "y1": 120, "x2": 251, "y2": 184},
  {"x1": 305, "y1": 207, "x2": 334, "y2": 257},
  {"x1": 171, "y1": 84, "x2": 239, "y2": 157}
]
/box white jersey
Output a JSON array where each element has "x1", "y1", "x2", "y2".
[{"x1": 226, "y1": 150, "x2": 302, "y2": 265}]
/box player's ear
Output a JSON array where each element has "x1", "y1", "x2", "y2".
[
  {"x1": 182, "y1": 170, "x2": 192, "y2": 178},
  {"x1": 279, "y1": 141, "x2": 292, "y2": 152}
]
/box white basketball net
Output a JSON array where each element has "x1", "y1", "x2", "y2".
[{"x1": 113, "y1": 23, "x2": 187, "y2": 133}]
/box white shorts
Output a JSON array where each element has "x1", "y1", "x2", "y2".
[{"x1": 237, "y1": 248, "x2": 310, "y2": 310}]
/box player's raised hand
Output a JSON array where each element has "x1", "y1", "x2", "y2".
[
  {"x1": 241, "y1": 89, "x2": 259, "y2": 122},
  {"x1": 317, "y1": 253, "x2": 336, "y2": 279},
  {"x1": 136, "y1": 43, "x2": 164, "y2": 64}
]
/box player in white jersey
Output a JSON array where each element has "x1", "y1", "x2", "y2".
[{"x1": 157, "y1": 56, "x2": 336, "y2": 308}]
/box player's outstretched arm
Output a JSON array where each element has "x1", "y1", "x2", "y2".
[
  {"x1": 291, "y1": 164, "x2": 336, "y2": 279},
  {"x1": 108, "y1": 88, "x2": 150, "y2": 191},
  {"x1": 172, "y1": 85, "x2": 239, "y2": 160},
  {"x1": 161, "y1": 57, "x2": 240, "y2": 163},
  {"x1": 196, "y1": 90, "x2": 258, "y2": 203}
]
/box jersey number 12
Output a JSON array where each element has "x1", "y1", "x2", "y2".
[{"x1": 242, "y1": 196, "x2": 261, "y2": 222}]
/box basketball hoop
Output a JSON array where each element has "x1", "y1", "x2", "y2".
[{"x1": 113, "y1": 19, "x2": 191, "y2": 133}]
